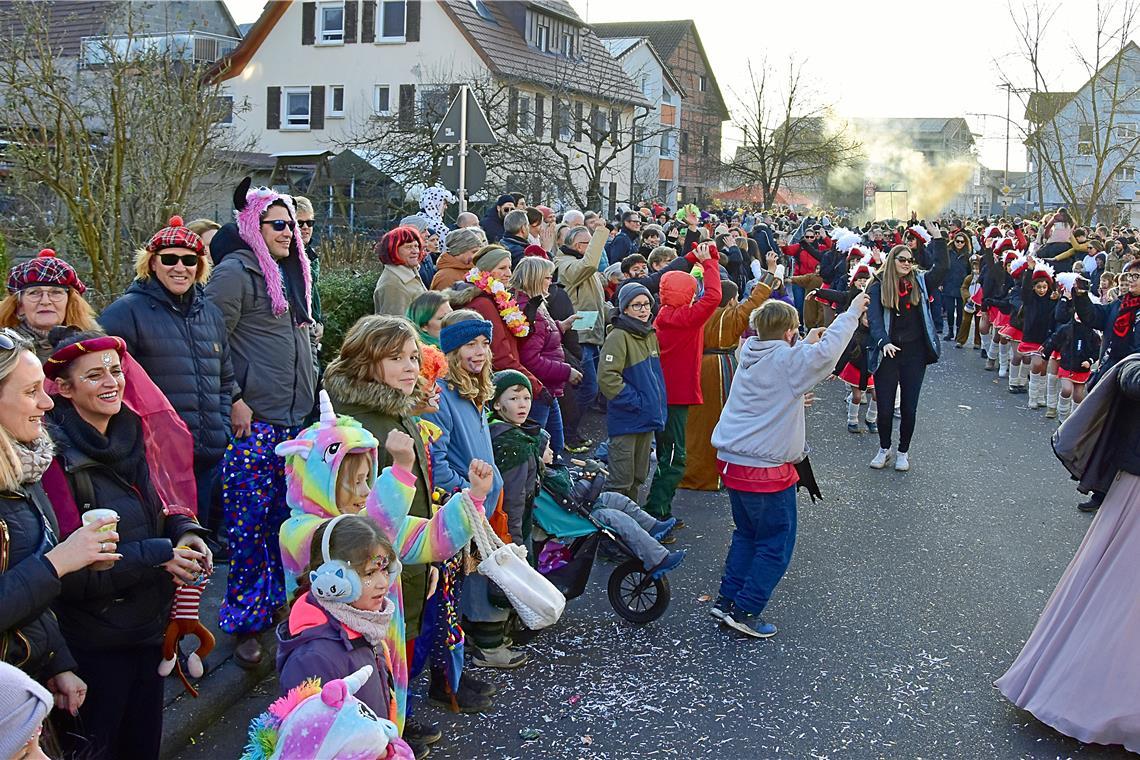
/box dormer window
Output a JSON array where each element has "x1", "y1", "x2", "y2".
[
  {"x1": 528, "y1": 11, "x2": 578, "y2": 57},
  {"x1": 536, "y1": 22, "x2": 549, "y2": 52},
  {"x1": 560, "y1": 32, "x2": 574, "y2": 57}
]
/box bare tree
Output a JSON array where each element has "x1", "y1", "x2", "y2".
[
  {"x1": 0, "y1": 2, "x2": 253, "y2": 293},
  {"x1": 1004, "y1": 0, "x2": 1140, "y2": 223},
  {"x1": 727, "y1": 58, "x2": 860, "y2": 208}
]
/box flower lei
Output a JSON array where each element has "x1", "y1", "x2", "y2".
[{"x1": 465, "y1": 268, "x2": 530, "y2": 337}]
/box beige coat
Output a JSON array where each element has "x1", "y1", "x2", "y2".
[
  {"x1": 553, "y1": 228, "x2": 608, "y2": 346},
  {"x1": 373, "y1": 263, "x2": 426, "y2": 317}
]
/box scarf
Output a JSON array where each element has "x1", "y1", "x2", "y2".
[
  {"x1": 51, "y1": 397, "x2": 147, "y2": 484},
  {"x1": 490, "y1": 418, "x2": 544, "y2": 473},
  {"x1": 611, "y1": 313, "x2": 654, "y2": 338},
  {"x1": 558, "y1": 244, "x2": 583, "y2": 260},
  {"x1": 1114, "y1": 292, "x2": 1140, "y2": 338},
  {"x1": 13, "y1": 435, "x2": 53, "y2": 485},
  {"x1": 320, "y1": 596, "x2": 395, "y2": 647},
  {"x1": 896, "y1": 278, "x2": 915, "y2": 312},
  {"x1": 14, "y1": 320, "x2": 52, "y2": 360}
]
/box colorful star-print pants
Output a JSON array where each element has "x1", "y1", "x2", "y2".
[{"x1": 218, "y1": 421, "x2": 299, "y2": 635}]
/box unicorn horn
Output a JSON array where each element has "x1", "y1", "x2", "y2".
[
  {"x1": 342, "y1": 665, "x2": 372, "y2": 694},
  {"x1": 319, "y1": 390, "x2": 336, "y2": 425}
]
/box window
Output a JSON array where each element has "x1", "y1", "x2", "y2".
[
  {"x1": 658, "y1": 180, "x2": 670, "y2": 201},
  {"x1": 560, "y1": 32, "x2": 574, "y2": 57},
  {"x1": 702, "y1": 134, "x2": 710, "y2": 156},
  {"x1": 318, "y1": 2, "x2": 345, "y2": 44},
  {"x1": 536, "y1": 23, "x2": 549, "y2": 52},
  {"x1": 284, "y1": 87, "x2": 311, "y2": 129},
  {"x1": 1078, "y1": 124, "x2": 1094, "y2": 156},
  {"x1": 1117, "y1": 164, "x2": 1136, "y2": 181},
  {"x1": 1118, "y1": 123, "x2": 1138, "y2": 141},
  {"x1": 378, "y1": 0, "x2": 406, "y2": 41},
  {"x1": 634, "y1": 125, "x2": 649, "y2": 156},
  {"x1": 373, "y1": 85, "x2": 391, "y2": 115},
  {"x1": 557, "y1": 100, "x2": 572, "y2": 142},
  {"x1": 518, "y1": 94, "x2": 533, "y2": 133},
  {"x1": 698, "y1": 75, "x2": 708, "y2": 92},
  {"x1": 328, "y1": 85, "x2": 345, "y2": 117},
  {"x1": 641, "y1": 75, "x2": 651, "y2": 98},
  {"x1": 216, "y1": 94, "x2": 234, "y2": 126},
  {"x1": 660, "y1": 129, "x2": 673, "y2": 156},
  {"x1": 680, "y1": 131, "x2": 689, "y2": 154},
  {"x1": 420, "y1": 87, "x2": 449, "y2": 127}
]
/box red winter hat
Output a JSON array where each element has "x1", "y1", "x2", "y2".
[
  {"x1": 146, "y1": 215, "x2": 205, "y2": 256},
  {"x1": 523, "y1": 244, "x2": 550, "y2": 260},
  {"x1": 659, "y1": 270, "x2": 697, "y2": 307},
  {"x1": 7, "y1": 249, "x2": 87, "y2": 295}
]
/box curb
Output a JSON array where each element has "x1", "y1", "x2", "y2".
[{"x1": 159, "y1": 632, "x2": 278, "y2": 760}]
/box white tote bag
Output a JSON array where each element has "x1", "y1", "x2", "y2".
[{"x1": 466, "y1": 500, "x2": 566, "y2": 630}]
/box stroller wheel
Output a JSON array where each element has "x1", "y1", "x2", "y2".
[{"x1": 607, "y1": 559, "x2": 670, "y2": 624}]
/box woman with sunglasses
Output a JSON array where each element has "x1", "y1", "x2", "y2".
[
  {"x1": 99, "y1": 216, "x2": 232, "y2": 531},
  {"x1": 205, "y1": 178, "x2": 316, "y2": 668},
  {"x1": 0, "y1": 250, "x2": 100, "y2": 362},
  {"x1": 41, "y1": 331, "x2": 208, "y2": 760},
  {"x1": 0, "y1": 330, "x2": 123, "y2": 724},
  {"x1": 866, "y1": 221, "x2": 949, "y2": 472}
]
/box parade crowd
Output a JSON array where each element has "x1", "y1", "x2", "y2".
[{"x1": 1, "y1": 180, "x2": 1138, "y2": 760}]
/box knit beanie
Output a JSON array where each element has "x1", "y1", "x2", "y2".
[
  {"x1": 147, "y1": 215, "x2": 205, "y2": 255},
  {"x1": 617, "y1": 282, "x2": 652, "y2": 312},
  {"x1": 446, "y1": 227, "x2": 483, "y2": 254},
  {"x1": 473, "y1": 245, "x2": 511, "y2": 273},
  {"x1": 491, "y1": 369, "x2": 531, "y2": 406},
  {"x1": 495, "y1": 193, "x2": 515, "y2": 208},
  {"x1": 0, "y1": 662, "x2": 51, "y2": 759},
  {"x1": 439, "y1": 317, "x2": 492, "y2": 354}
]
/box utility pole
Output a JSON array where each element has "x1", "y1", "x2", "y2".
[
  {"x1": 1003, "y1": 83, "x2": 1011, "y2": 187},
  {"x1": 458, "y1": 84, "x2": 469, "y2": 214}
]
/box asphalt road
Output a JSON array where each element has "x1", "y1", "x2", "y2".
[{"x1": 172, "y1": 343, "x2": 1131, "y2": 760}]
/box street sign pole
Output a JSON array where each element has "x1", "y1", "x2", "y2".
[{"x1": 458, "y1": 85, "x2": 468, "y2": 214}]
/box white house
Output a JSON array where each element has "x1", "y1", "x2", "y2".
[
  {"x1": 600, "y1": 36, "x2": 684, "y2": 206},
  {"x1": 212, "y1": 0, "x2": 647, "y2": 211},
  {"x1": 1023, "y1": 41, "x2": 1140, "y2": 224}
]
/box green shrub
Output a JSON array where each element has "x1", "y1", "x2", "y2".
[{"x1": 317, "y1": 265, "x2": 382, "y2": 363}]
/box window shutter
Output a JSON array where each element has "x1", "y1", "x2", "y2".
[
  {"x1": 534, "y1": 94, "x2": 545, "y2": 137},
  {"x1": 344, "y1": 0, "x2": 358, "y2": 42},
  {"x1": 573, "y1": 101, "x2": 583, "y2": 142},
  {"x1": 398, "y1": 84, "x2": 416, "y2": 131},
  {"x1": 301, "y1": 2, "x2": 316, "y2": 45},
  {"x1": 405, "y1": 0, "x2": 421, "y2": 41},
  {"x1": 267, "y1": 86, "x2": 281, "y2": 129},
  {"x1": 507, "y1": 87, "x2": 518, "y2": 134},
  {"x1": 550, "y1": 99, "x2": 560, "y2": 142},
  {"x1": 310, "y1": 86, "x2": 325, "y2": 129},
  {"x1": 610, "y1": 108, "x2": 620, "y2": 144},
  {"x1": 361, "y1": 0, "x2": 376, "y2": 42}
]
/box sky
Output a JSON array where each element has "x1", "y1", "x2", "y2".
[{"x1": 223, "y1": 0, "x2": 1121, "y2": 173}]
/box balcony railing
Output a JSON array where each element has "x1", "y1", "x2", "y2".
[{"x1": 79, "y1": 31, "x2": 240, "y2": 67}]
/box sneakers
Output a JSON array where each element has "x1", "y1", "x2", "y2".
[
  {"x1": 649, "y1": 549, "x2": 686, "y2": 580},
  {"x1": 866, "y1": 421, "x2": 878, "y2": 434},
  {"x1": 723, "y1": 610, "x2": 778, "y2": 639},
  {"x1": 564, "y1": 438, "x2": 594, "y2": 454},
  {"x1": 984, "y1": 358, "x2": 996, "y2": 371},
  {"x1": 470, "y1": 645, "x2": 528, "y2": 670},
  {"x1": 1077, "y1": 495, "x2": 1103, "y2": 513},
  {"x1": 709, "y1": 595, "x2": 734, "y2": 621},
  {"x1": 869, "y1": 448, "x2": 891, "y2": 469},
  {"x1": 460, "y1": 675, "x2": 497, "y2": 698},
  {"x1": 894, "y1": 452, "x2": 910, "y2": 472},
  {"x1": 1045, "y1": 407, "x2": 1057, "y2": 419},
  {"x1": 847, "y1": 423, "x2": 863, "y2": 434},
  {"x1": 650, "y1": 517, "x2": 677, "y2": 542},
  {"x1": 404, "y1": 718, "x2": 442, "y2": 747},
  {"x1": 428, "y1": 678, "x2": 493, "y2": 713}
]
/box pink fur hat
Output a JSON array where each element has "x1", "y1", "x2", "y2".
[{"x1": 232, "y1": 177, "x2": 313, "y2": 319}]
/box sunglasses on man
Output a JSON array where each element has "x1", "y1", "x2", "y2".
[
  {"x1": 158, "y1": 253, "x2": 200, "y2": 267},
  {"x1": 296, "y1": 220, "x2": 316, "y2": 228},
  {"x1": 261, "y1": 219, "x2": 295, "y2": 232}
]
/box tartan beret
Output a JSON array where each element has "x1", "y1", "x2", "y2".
[
  {"x1": 7, "y1": 250, "x2": 87, "y2": 295},
  {"x1": 146, "y1": 216, "x2": 205, "y2": 256}
]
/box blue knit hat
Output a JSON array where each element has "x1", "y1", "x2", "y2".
[
  {"x1": 617, "y1": 282, "x2": 652, "y2": 313},
  {"x1": 440, "y1": 317, "x2": 493, "y2": 354}
]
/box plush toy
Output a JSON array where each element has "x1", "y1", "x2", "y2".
[
  {"x1": 241, "y1": 665, "x2": 416, "y2": 760},
  {"x1": 158, "y1": 575, "x2": 215, "y2": 697}
]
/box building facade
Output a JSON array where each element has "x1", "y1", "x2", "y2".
[{"x1": 593, "y1": 20, "x2": 727, "y2": 206}]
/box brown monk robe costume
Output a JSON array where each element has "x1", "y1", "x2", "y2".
[{"x1": 680, "y1": 276, "x2": 773, "y2": 490}]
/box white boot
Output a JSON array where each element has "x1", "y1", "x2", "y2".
[
  {"x1": 1045, "y1": 373, "x2": 1059, "y2": 417},
  {"x1": 1008, "y1": 360, "x2": 1019, "y2": 390},
  {"x1": 865, "y1": 397, "x2": 879, "y2": 431},
  {"x1": 1021, "y1": 362, "x2": 1031, "y2": 389},
  {"x1": 1057, "y1": 395, "x2": 1073, "y2": 424},
  {"x1": 1027, "y1": 373, "x2": 1042, "y2": 408},
  {"x1": 981, "y1": 332, "x2": 993, "y2": 359},
  {"x1": 847, "y1": 400, "x2": 862, "y2": 432},
  {"x1": 998, "y1": 343, "x2": 1010, "y2": 378}
]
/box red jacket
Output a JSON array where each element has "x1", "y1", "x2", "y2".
[
  {"x1": 463, "y1": 290, "x2": 544, "y2": 397},
  {"x1": 654, "y1": 257, "x2": 722, "y2": 405}
]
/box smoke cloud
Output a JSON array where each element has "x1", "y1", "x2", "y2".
[{"x1": 827, "y1": 119, "x2": 977, "y2": 220}]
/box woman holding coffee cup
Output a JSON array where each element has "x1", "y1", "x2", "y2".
[
  {"x1": 41, "y1": 331, "x2": 208, "y2": 760},
  {"x1": 0, "y1": 329, "x2": 121, "y2": 717}
]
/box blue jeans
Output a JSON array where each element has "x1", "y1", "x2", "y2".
[
  {"x1": 718, "y1": 485, "x2": 797, "y2": 615},
  {"x1": 577, "y1": 344, "x2": 600, "y2": 413},
  {"x1": 529, "y1": 395, "x2": 565, "y2": 456},
  {"x1": 789, "y1": 283, "x2": 805, "y2": 319}
]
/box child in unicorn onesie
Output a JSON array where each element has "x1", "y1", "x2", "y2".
[{"x1": 275, "y1": 391, "x2": 491, "y2": 730}]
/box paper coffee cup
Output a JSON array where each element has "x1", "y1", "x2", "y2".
[{"x1": 82, "y1": 509, "x2": 119, "y2": 570}]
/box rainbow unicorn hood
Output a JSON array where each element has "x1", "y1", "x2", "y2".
[
  {"x1": 277, "y1": 391, "x2": 379, "y2": 576},
  {"x1": 241, "y1": 665, "x2": 415, "y2": 760}
]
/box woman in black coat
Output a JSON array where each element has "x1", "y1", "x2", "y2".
[
  {"x1": 0, "y1": 331, "x2": 120, "y2": 715},
  {"x1": 43, "y1": 332, "x2": 209, "y2": 760},
  {"x1": 99, "y1": 217, "x2": 232, "y2": 527}
]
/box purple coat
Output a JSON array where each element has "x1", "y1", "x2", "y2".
[{"x1": 517, "y1": 292, "x2": 572, "y2": 397}]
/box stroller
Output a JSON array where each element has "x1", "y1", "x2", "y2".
[{"x1": 532, "y1": 459, "x2": 671, "y2": 625}]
